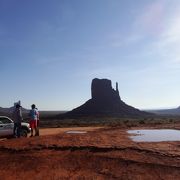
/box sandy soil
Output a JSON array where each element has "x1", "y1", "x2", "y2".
[
  {"x1": 0, "y1": 125, "x2": 180, "y2": 180},
  {"x1": 39, "y1": 126, "x2": 103, "y2": 136}
]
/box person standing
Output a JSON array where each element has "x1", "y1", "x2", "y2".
[
  {"x1": 29, "y1": 104, "x2": 38, "y2": 137},
  {"x1": 12, "y1": 104, "x2": 23, "y2": 138},
  {"x1": 35, "y1": 107, "x2": 40, "y2": 136}
]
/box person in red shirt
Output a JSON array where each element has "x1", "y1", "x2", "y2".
[
  {"x1": 29, "y1": 104, "x2": 39, "y2": 137},
  {"x1": 35, "y1": 107, "x2": 40, "y2": 136}
]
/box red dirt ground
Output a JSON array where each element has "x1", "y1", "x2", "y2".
[{"x1": 0, "y1": 126, "x2": 180, "y2": 180}]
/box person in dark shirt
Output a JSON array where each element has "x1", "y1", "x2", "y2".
[{"x1": 12, "y1": 104, "x2": 23, "y2": 138}]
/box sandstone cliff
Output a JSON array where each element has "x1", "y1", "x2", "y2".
[{"x1": 66, "y1": 78, "x2": 150, "y2": 117}]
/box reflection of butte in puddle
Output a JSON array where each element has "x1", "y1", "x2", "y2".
[
  {"x1": 128, "y1": 129, "x2": 180, "y2": 142},
  {"x1": 66, "y1": 131, "x2": 87, "y2": 134}
]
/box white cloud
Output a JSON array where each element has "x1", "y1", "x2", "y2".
[
  {"x1": 153, "y1": 10, "x2": 180, "y2": 68},
  {"x1": 133, "y1": 1, "x2": 166, "y2": 35},
  {"x1": 109, "y1": 1, "x2": 166, "y2": 48},
  {"x1": 157, "y1": 15, "x2": 180, "y2": 47},
  {"x1": 126, "y1": 1, "x2": 180, "y2": 68}
]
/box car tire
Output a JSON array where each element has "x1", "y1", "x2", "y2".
[{"x1": 20, "y1": 129, "x2": 28, "y2": 137}]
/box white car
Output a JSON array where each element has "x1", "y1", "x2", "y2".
[{"x1": 0, "y1": 116, "x2": 31, "y2": 138}]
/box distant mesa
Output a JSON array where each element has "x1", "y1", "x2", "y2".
[
  {"x1": 65, "y1": 78, "x2": 150, "y2": 117},
  {"x1": 0, "y1": 101, "x2": 29, "y2": 115},
  {"x1": 146, "y1": 106, "x2": 180, "y2": 115}
]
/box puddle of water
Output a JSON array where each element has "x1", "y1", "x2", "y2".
[
  {"x1": 66, "y1": 131, "x2": 87, "y2": 134},
  {"x1": 128, "y1": 129, "x2": 180, "y2": 142}
]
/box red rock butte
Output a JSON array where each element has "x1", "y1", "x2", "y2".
[{"x1": 66, "y1": 78, "x2": 150, "y2": 117}]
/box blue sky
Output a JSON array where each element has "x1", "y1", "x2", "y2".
[{"x1": 1, "y1": 0, "x2": 180, "y2": 110}]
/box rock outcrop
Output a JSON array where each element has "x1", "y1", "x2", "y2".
[
  {"x1": 66, "y1": 78, "x2": 150, "y2": 117},
  {"x1": 91, "y1": 78, "x2": 121, "y2": 102}
]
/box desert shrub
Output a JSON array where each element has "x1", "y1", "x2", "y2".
[
  {"x1": 139, "y1": 120, "x2": 145, "y2": 124},
  {"x1": 150, "y1": 117, "x2": 154, "y2": 121},
  {"x1": 123, "y1": 120, "x2": 129, "y2": 124}
]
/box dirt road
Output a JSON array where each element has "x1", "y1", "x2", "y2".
[{"x1": 0, "y1": 126, "x2": 180, "y2": 180}]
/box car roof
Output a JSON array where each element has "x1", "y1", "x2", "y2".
[{"x1": 0, "y1": 116, "x2": 11, "y2": 119}]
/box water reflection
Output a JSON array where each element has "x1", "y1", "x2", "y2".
[
  {"x1": 128, "y1": 129, "x2": 180, "y2": 142},
  {"x1": 66, "y1": 131, "x2": 87, "y2": 134}
]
